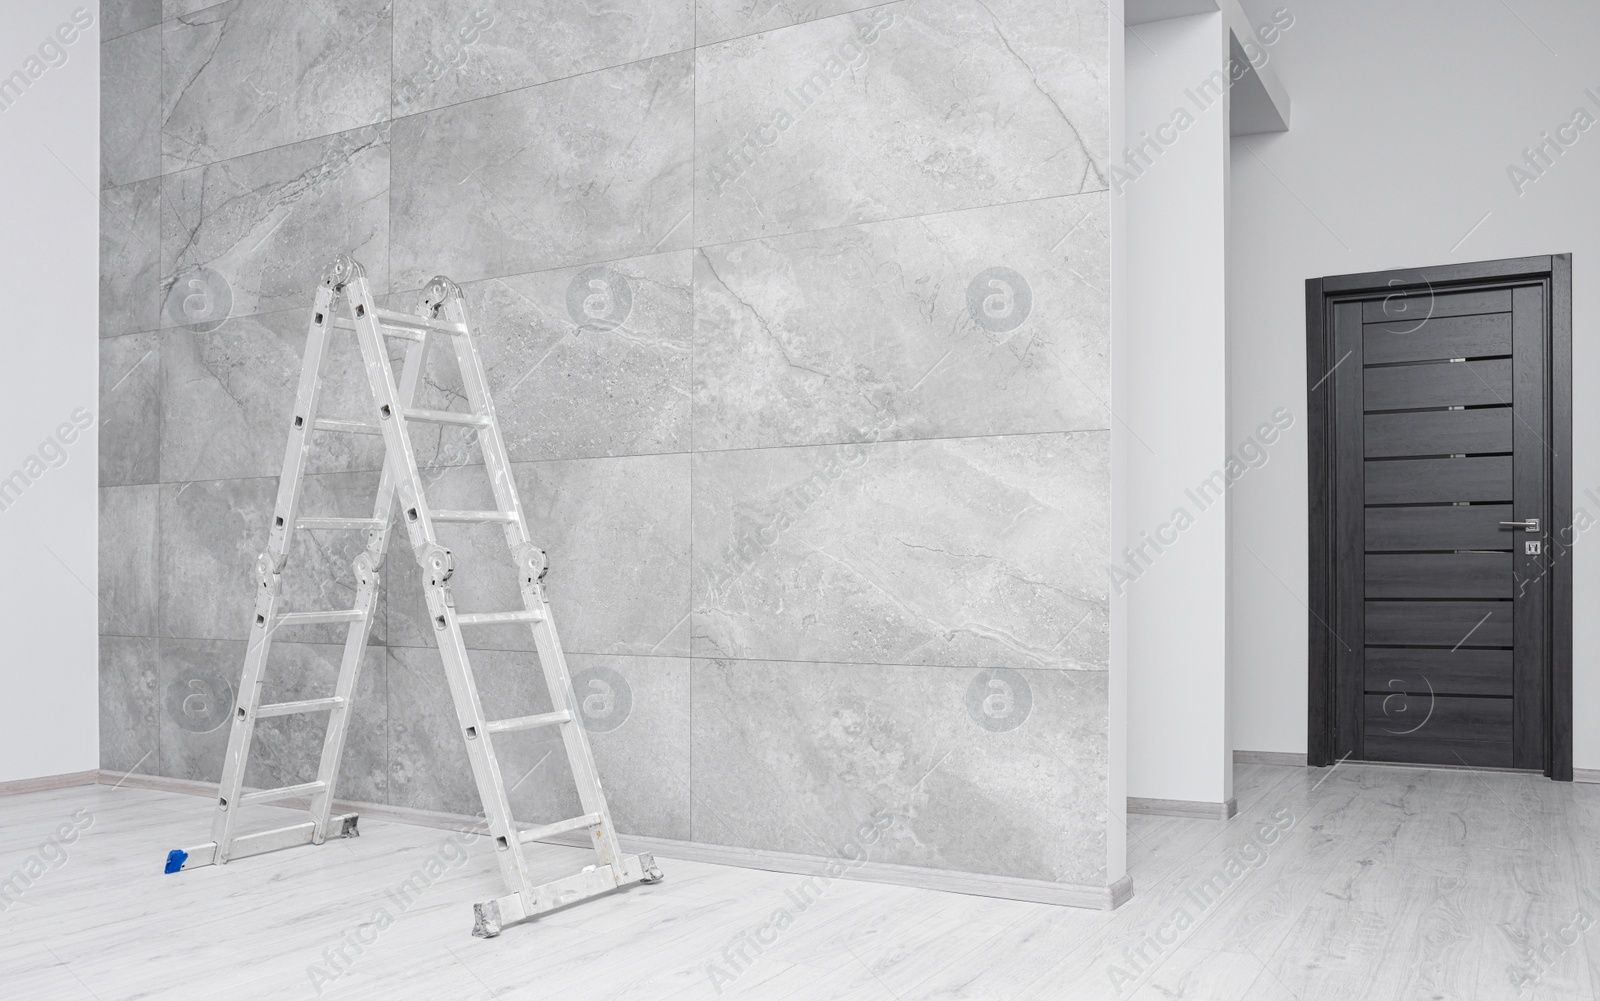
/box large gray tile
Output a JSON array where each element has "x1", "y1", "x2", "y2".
[
  {"x1": 386, "y1": 453, "x2": 691, "y2": 657},
  {"x1": 387, "y1": 647, "x2": 689, "y2": 838},
  {"x1": 102, "y1": 0, "x2": 162, "y2": 40},
  {"x1": 691, "y1": 659, "x2": 1109, "y2": 884},
  {"x1": 100, "y1": 332, "x2": 160, "y2": 485},
  {"x1": 386, "y1": 644, "x2": 565, "y2": 818},
  {"x1": 694, "y1": 0, "x2": 1109, "y2": 244},
  {"x1": 693, "y1": 192, "x2": 1108, "y2": 450},
  {"x1": 158, "y1": 637, "x2": 386, "y2": 800},
  {"x1": 100, "y1": 635, "x2": 160, "y2": 775},
  {"x1": 101, "y1": 23, "x2": 160, "y2": 187},
  {"x1": 396, "y1": 251, "x2": 692, "y2": 464},
  {"x1": 389, "y1": 51, "x2": 693, "y2": 290},
  {"x1": 696, "y1": 0, "x2": 888, "y2": 45},
  {"x1": 100, "y1": 177, "x2": 161, "y2": 338},
  {"x1": 160, "y1": 306, "x2": 386, "y2": 482},
  {"x1": 692, "y1": 432, "x2": 1108, "y2": 670},
  {"x1": 161, "y1": 0, "x2": 391, "y2": 170},
  {"x1": 159, "y1": 471, "x2": 388, "y2": 644},
  {"x1": 392, "y1": 0, "x2": 694, "y2": 115},
  {"x1": 100, "y1": 484, "x2": 159, "y2": 635},
  {"x1": 160, "y1": 124, "x2": 389, "y2": 325}
]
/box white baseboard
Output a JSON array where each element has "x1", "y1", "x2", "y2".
[
  {"x1": 95, "y1": 771, "x2": 1133, "y2": 910},
  {"x1": 1573, "y1": 768, "x2": 1600, "y2": 784},
  {"x1": 1127, "y1": 797, "x2": 1237, "y2": 820},
  {"x1": 1233, "y1": 751, "x2": 1308, "y2": 767},
  {"x1": 0, "y1": 769, "x2": 99, "y2": 797}
]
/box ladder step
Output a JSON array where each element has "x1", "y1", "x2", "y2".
[
  {"x1": 329, "y1": 309, "x2": 468, "y2": 339},
  {"x1": 256, "y1": 697, "x2": 347, "y2": 718},
  {"x1": 431, "y1": 509, "x2": 518, "y2": 524},
  {"x1": 373, "y1": 306, "x2": 469, "y2": 337},
  {"x1": 456, "y1": 610, "x2": 545, "y2": 627},
  {"x1": 484, "y1": 710, "x2": 572, "y2": 735},
  {"x1": 331, "y1": 315, "x2": 421, "y2": 342},
  {"x1": 517, "y1": 813, "x2": 603, "y2": 845},
  {"x1": 274, "y1": 609, "x2": 368, "y2": 627},
  {"x1": 311, "y1": 418, "x2": 382, "y2": 435},
  {"x1": 402, "y1": 408, "x2": 491, "y2": 429},
  {"x1": 238, "y1": 781, "x2": 326, "y2": 807},
  {"x1": 296, "y1": 517, "x2": 383, "y2": 531}
]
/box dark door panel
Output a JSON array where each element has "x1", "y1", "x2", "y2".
[
  {"x1": 1365, "y1": 504, "x2": 1512, "y2": 551},
  {"x1": 1365, "y1": 648, "x2": 1513, "y2": 697},
  {"x1": 1364, "y1": 456, "x2": 1512, "y2": 504},
  {"x1": 1364, "y1": 600, "x2": 1512, "y2": 647},
  {"x1": 1364, "y1": 553, "x2": 1512, "y2": 598},
  {"x1": 1363, "y1": 359, "x2": 1511, "y2": 411},
  {"x1": 1363, "y1": 311, "x2": 1511, "y2": 364},
  {"x1": 1364, "y1": 408, "x2": 1512, "y2": 457},
  {"x1": 1363, "y1": 693, "x2": 1513, "y2": 740}
]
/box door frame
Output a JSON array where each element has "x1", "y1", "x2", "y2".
[{"x1": 1305, "y1": 254, "x2": 1572, "y2": 779}]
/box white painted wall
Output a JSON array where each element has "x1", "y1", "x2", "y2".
[
  {"x1": 1123, "y1": 12, "x2": 1234, "y2": 805},
  {"x1": 1229, "y1": 0, "x2": 1600, "y2": 768},
  {"x1": 0, "y1": 1, "x2": 100, "y2": 782},
  {"x1": 1107, "y1": 0, "x2": 1129, "y2": 882}
]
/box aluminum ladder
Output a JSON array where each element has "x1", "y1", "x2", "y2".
[{"x1": 162, "y1": 254, "x2": 661, "y2": 937}]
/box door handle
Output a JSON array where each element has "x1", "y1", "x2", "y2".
[{"x1": 1499, "y1": 518, "x2": 1541, "y2": 532}]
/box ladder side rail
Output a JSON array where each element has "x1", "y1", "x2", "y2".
[
  {"x1": 433, "y1": 281, "x2": 628, "y2": 887},
  {"x1": 209, "y1": 281, "x2": 341, "y2": 860},
  {"x1": 344, "y1": 272, "x2": 536, "y2": 909},
  {"x1": 305, "y1": 326, "x2": 430, "y2": 839},
  {"x1": 432, "y1": 285, "x2": 530, "y2": 552}
]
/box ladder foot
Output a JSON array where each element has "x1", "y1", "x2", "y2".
[
  {"x1": 472, "y1": 900, "x2": 503, "y2": 939},
  {"x1": 338, "y1": 814, "x2": 360, "y2": 838},
  {"x1": 639, "y1": 852, "x2": 664, "y2": 884}
]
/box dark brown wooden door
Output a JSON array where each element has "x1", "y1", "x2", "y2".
[{"x1": 1331, "y1": 284, "x2": 1547, "y2": 768}]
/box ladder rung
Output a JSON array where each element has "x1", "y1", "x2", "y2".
[
  {"x1": 256, "y1": 697, "x2": 346, "y2": 718},
  {"x1": 402, "y1": 408, "x2": 491, "y2": 428},
  {"x1": 431, "y1": 509, "x2": 518, "y2": 524},
  {"x1": 484, "y1": 710, "x2": 571, "y2": 735},
  {"x1": 296, "y1": 517, "x2": 383, "y2": 531},
  {"x1": 373, "y1": 306, "x2": 468, "y2": 337},
  {"x1": 456, "y1": 610, "x2": 545, "y2": 627},
  {"x1": 238, "y1": 781, "x2": 326, "y2": 807},
  {"x1": 311, "y1": 418, "x2": 382, "y2": 435},
  {"x1": 274, "y1": 609, "x2": 367, "y2": 627},
  {"x1": 517, "y1": 813, "x2": 603, "y2": 845},
  {"x1": 331, "y1": 315, "x2": 422, "y2": 342}
]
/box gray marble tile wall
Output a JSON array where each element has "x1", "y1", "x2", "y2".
[{"x1": 98, "y1": 0, "x2": 1111, "y2": 889}]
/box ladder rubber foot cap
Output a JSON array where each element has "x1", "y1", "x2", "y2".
[
  {"x1": 340, "y1": 815, "x2": 360, "y2": 838},
  {"x1": 164, "y1": 849, "x2": 188, "y2": 874},
  {"x1": 472, "y1": 900, "x2": 502, "y2": 938},
  {"x1": 641, "y1": 865, "x2": 664, "y2": 884}
]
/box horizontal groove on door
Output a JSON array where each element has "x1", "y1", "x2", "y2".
[
  {"x1": 1364, "y1": 407, "x2": 1513, "y2": 458},
  {"x1": 1364, "y1": 456, "x2": 1512, "y2": 504},
  {"x1": 1364, "y1": 648, "x2": 1513, "y2": 697},
  {"x1": 1364, "y1": 552, "x2": 1512, "y2": 598},
  {"x1": 1366, "y1": 503, "x2": 1513, "y2": 551},
  {"x1": 1364, "y1": 600, "x2": 1512, "y2": 647},
  {"x1": 1361, "y1": 287, "x2": 1513, "y2": 323},
  {"x1": 1363, "y1": 693, "x2": 1513, "y2": 741},
  {"x1": 1361, "y1": 733, "x2": 1513, "y2": 768},
  {"x1": 1363, "y1": 359, "x2": 1512, "y2": 411},
  {"x1": 1363, "y1": 311, "x2": 1512, "y2": 365}
]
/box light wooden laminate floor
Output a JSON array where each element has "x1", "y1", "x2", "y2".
[{"x1": 0, "y1": 763, "x2": 1595, "y2": 1000}]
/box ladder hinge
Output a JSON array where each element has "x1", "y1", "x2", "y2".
[
  {"x1": 255, "y1": 552, "x2": 284, "y2": 593},
  {"x1": 352, "y1": 552, "x2": 379, "y2": 589},
  {"x1": 418, "y1": 275, "x2": 462, "y2": 318},
  {"x1": 513, "y1": 543, "x2": 549, "y2": 603}
]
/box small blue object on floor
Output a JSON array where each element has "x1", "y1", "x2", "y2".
[{"x1": 164, "y1": 849, "x2": 187, "y2": 874}]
